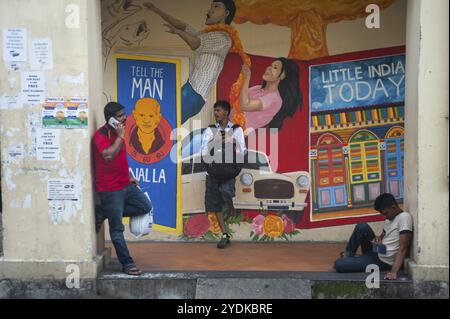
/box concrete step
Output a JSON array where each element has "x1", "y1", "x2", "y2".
[
  {"x1": 96, "y1": 270, "x2": 415, "y2": 299},
  {"x1": 2, "y1": 271, "x2": 448, "y2": 298}
]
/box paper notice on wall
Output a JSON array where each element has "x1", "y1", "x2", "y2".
[
  {"x1": 48, "y1": 179, "x2": 79, "y2": 201},
  {"x1": 3, "y1": 28, "x2": 27, "y2": 62},
  {"x1": 21, "y1": 71, "x2": 45, "y2": 105},
  {"x1": 6, "y1": 144, "x2": 24, "y2": 164},
  {"x1": 49, "y1": 200, "x2": 65, "y2": 224},
  {"x1": 0, "y1": 94, "x2": 22, "y2": 110},
  {"x1": 30, "y1": 37, "x2": 53, "y2": 70},
  {"x1": 36, "y1": 128, "x2": 60, "y2": 161},
  {"x1": 27, "y1": 112, "x2": 43, "y2": 157},
  {"x1": 42, "y1": 96, "x2": 88, "y2": 129},
  {"x1": 6, "y1": 62, "x2": 26, "y2": 72}
]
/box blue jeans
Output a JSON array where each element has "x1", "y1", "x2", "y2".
[
  {"x1": 334, "y1": 222, "x2": 391, "y2": 273},
  {"x1": 181, "y1": 82, "x2": 205, "y2": 124},
  {"x1": 97, "y1": 184, "x2": 152, "y2": 269}
]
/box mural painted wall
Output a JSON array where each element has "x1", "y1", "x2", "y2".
[
  {"x1": 308, "y1": 47, "x2": 405, "y2": 228},
  {"x1": 101, "y1": 0, "x2": 406, "y2": 242},
  {"x1": 115, "y1": 54, "x2": 182, "y2": 234}
]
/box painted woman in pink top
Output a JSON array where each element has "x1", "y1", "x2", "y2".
[{"x1": 238, "y1": 58, "x2": 302, "y2": 131}]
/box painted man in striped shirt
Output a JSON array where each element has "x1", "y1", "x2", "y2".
[{"x1": 144, "y1": 0, "x2": 236, "y2": 124}]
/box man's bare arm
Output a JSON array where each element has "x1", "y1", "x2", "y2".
[
  {"x1": 164, "y1": 24, "x2": 200, "y2": 50},
  {"x1": 144, "y1": 2, "x2": 187, "y2": 31},
  {"x1": 386, "y1": 232, "x2": 412, "y2": 279},
  {"x1": 101, "y1": 124, "x2": 125, "y2": 162},
  {"x1": 102, "y1": 137, "x2": 123, "y2": 162}
]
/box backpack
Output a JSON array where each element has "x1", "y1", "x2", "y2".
[{"x1": 203, "y1": 124, "x2": 243, "y2": 181}]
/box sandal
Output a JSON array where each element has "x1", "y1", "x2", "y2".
[{"x1": 123, "y1": 266, "x2": 142, "y2": 276}]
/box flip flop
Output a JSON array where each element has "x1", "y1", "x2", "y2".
[{"x1": 123, "y1": 266, "x2": 142, "y2": 276}]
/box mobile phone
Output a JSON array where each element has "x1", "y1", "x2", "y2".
[
  {"x1": 372, "y1": 242, "x2": 387, "y2": 254},
  {"x1": 108, "y1": 117, "x2": 120, "y2": 128}
]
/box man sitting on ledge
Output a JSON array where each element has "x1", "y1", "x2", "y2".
[{"x1": 334, "y1": 193, "x2": 413, "y2": 280}]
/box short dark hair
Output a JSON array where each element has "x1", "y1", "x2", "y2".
[
  {"x1": 104, "y1": 102, "x2": 124, "y2": 121},
  {"x1": 213, "y1": 100, "x2": 231, "y2": 115},
  {"x1": 214, "y1": 0, "x2": 236, "y2": 25},
  {"x1": 374, "y1": 193, "x2": 398, "y2": 211}
]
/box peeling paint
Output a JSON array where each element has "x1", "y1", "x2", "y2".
[
  {"x1": 5, "y1": 128, "x2": 20, "y2": 137},
  {"x1": 4, "y1": 144, "x2": 25, "y2": 164},
  {"x1": 23, "y1": 194, "x2": 31, "y2": 209},
  {"x1": 9, "y1": 194, "x2": 32, "y2": 209},
  {"x1": 9, "y1": 200, "x2": 21, "y2": 208},
  {"x1": 75, "y1": 142, "x2": 83, "y2": 162},
  {"x1": 58, "y1": 72, "x2": 85, "y2": 85},
  {"x1": 26, "y1": 112, "x2": 42, "y2": 157},
  {"x1": 85, "y1": 241, "x2": 92, "y2": 255},
  {"x1": 4, "y1": 167, "x2": 17, "y2": 190},
  {"x1": 58, "y1": 169, "x2": 69, "y2": 178},
  {"x1": 23, "y1": 167, "x2": 51, "y2": 174},
  {"x1": 80, "y1": 209, "x2": 85, "y2": 224},
  {"x1": 8, "y1": 77, "x2": 17, "y2": 89}
]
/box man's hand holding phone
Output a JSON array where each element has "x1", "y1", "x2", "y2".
[{"x1": 109, "y1": 117, "x2": 125, "y2": 139}]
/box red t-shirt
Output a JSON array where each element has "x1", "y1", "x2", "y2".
[{"x1": 92, "y1": 124, "x2": 130, "y2": 192}]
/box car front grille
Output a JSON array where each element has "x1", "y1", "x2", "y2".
[{"x1": 254, "y1": 179, "x2": 294, "y2": 199}]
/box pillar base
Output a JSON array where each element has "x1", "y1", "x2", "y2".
[
  {"x1": 0, "y1": 248, "x2": 110, "y2": 280},
  {"x1": 408, "y1": 260, "x2": 449, "y2": 282}
]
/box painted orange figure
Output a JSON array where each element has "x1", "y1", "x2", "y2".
[{"x1": 130, "y1": 98, "x2": 164, "y2": 155}]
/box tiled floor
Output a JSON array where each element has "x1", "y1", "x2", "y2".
[{"x1": 106, "y1": 242, "x2": 346, "y2": 272}]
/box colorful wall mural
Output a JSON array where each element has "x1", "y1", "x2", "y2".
[
  {"x1": 115, "y1": 53, "x2": 182, "y2": 234},
  {"x1": 307, "y1": 47, "x2": 405, "y2": 228},
  {"x1": 102, "y1": 0, "x2": 406, "y2": 241},
  {"x1": 233, "y1": 0, "x2": 396, "y2": 60}
]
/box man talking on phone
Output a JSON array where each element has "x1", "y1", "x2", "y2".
[{"x1": 92, "y1": 102, "x2": 152, "y2": 276}]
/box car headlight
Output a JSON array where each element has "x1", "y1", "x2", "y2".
[
  {"x1": 240, "y1": 173, "x2": 253, "y2": 186},
  {"x1": 296, "y1": 175, "x2": 309, "y2": 188}
]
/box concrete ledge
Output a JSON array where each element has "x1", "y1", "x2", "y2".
[
  {"x1": 407, "y1": 261, "x2": 449, "y2": 282},
  {"x1": 0, "y1": 278, "x2": 98, "y2": 299},
  {"x1": 0, "y1": 280, "x2": 12, "y2": 299},
  {"x1": 1, "y1": 270, "x2": 448, "y2": 299},
  {"x1": 0, "y1": 253, "x2": 107, "y2": 280},
  {"x1": 196, "y1": 278, "x2": 311, "y2": 299},
  {"x1": 97, "y1": 277, "x2": 197, "y2": 299},
  {"x1": 312, "y1": 281, "x2": 414, "y2": 299}
]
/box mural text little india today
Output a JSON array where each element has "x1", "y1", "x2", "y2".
[{"x1": 309, "y1": 50, "x2": 405, "y2": 226}]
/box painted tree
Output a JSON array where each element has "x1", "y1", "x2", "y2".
[{"x1": 233, "y1": 0, "x2": 396, "y2": 60}]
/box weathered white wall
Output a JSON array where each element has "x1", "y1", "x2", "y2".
[
  {"x1": 0, "y1": 0, "x2": 104, "y2": 279},
  {"x1": 404, "y1": 0, "x2": 449, "y2": 282}
]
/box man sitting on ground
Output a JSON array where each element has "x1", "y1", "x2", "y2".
[{"x1": 334, "y1": 193, "x2": 413, "y2": 280}]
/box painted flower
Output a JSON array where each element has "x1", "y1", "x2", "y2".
[
  {"x1": 251, "y1": 214, "x2": 265, "y2": 236},
  {"x1": 208, "y1": 213, "x2": 221, "y2": 234},
  {"x1": 263, "y1": 215, "x2": 285, "y2": 238},
  {"x1": 183, "y1": 214, "x2": 210, "y2": 238},
  {"x1": 282, "y1": 215, "x2": 296, "y2": 234}
]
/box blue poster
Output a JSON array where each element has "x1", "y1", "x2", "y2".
[
  {"x1": 310, "y1": 54, "x2": 405, "y2": 112},
  {"x1": 115, "y1": 54, "x2": 181, "y2": 234}
]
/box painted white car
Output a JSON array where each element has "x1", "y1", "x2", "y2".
[{"x1": 182, "y1": 150, "x2": 310, "y2": 215}]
